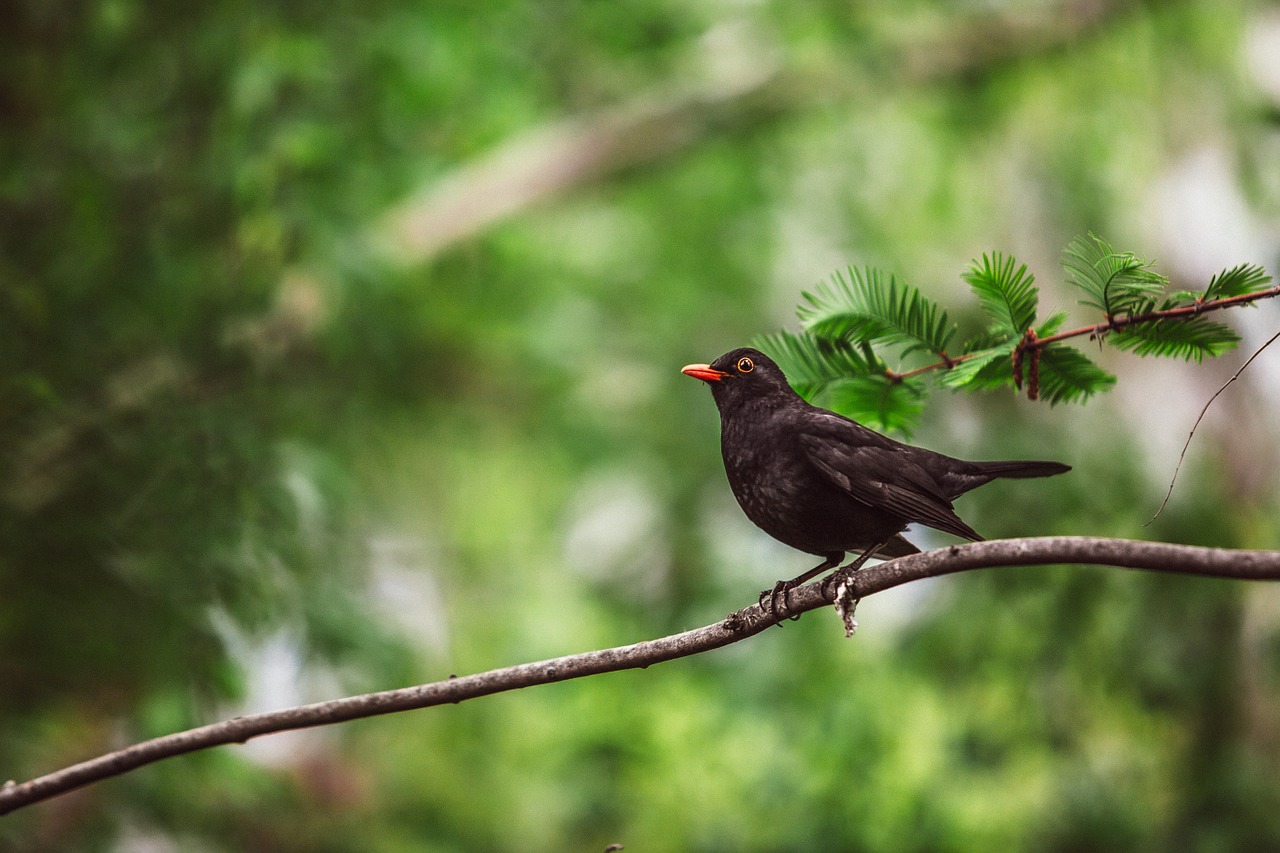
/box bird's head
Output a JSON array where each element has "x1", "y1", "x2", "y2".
[{"x1": 681, "y1": 347, "x2": 797, "y2": 412}]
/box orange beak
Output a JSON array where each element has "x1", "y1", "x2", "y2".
[{"x1": 681, "y1": 363, "x2": 728, "y2": 382}]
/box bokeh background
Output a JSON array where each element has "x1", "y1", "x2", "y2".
[{"x1": 4, "y1": 1, "x2": 1280, "y2": 850}]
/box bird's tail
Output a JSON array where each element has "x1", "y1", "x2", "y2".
[
  {"x1": 974, "y1": 460, "x2": 1071, "y2": 480},
  {"x1": 941, "y1": 458, "x2": 1070, "y2": 498}
]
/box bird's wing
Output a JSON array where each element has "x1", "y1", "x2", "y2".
[{"x1": 798, "y1": 416, "x2": 983, "y2": 542}]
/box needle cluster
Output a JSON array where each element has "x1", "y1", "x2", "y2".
[{"x1": 759, "y1": 234, "x2": 1278, "y2": 434}]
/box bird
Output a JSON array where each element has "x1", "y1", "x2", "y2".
[{"x1": 682, "y1": 347, "x2": 1070, "y2": 612}]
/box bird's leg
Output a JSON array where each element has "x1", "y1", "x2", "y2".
[
  {"x1": 759, "y1": 553, "x2": 843, "y2": 620},
  {"x1": 820, "y1": 538, "x2": 895, "y2": 626}
]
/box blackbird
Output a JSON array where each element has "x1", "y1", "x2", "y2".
[{"x1": 682, "y1": 347, "x2": 1070, "y2": 610}]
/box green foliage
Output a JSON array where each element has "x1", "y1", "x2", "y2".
[
  {"x1": 823, "y1": 374, "x2": 928, "y2": 436},
  {"x1": 754, "y1": 330, "x2": 883, "y2": 398},
  {"x1": 798, "y1": 266, "x2": 956, "y2": 359},
  {"x1": 1204, "y1": 263, "x2": 1273, "y2": 300},
  {"x1": 756, "y1": 331, "x2": 928, "y2": 434},
  {"x1": 935, "y1": 344, "x2": 1014, "y2": 391},
  {"x1": 1109, "y1": 317, "x2": 1239, "y2": 362},
  {"x1": 1062, "y1": 233, "x2": 1168, "y2": 316},
  {"x1": 963, "y1": 253, "x2": 1039, "y2": 337},
  {"x1": 3, "y1": 1, "x2": 1279, "y2": 851},
  {"x1": 767, "y1": 235, "x2": 1274, "y2": 433},
  {"x1": 1035, "y1": 343, "x2": 1118, "y2": 405}
]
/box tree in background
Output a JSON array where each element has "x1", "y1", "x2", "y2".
[{"x1": 2, "y1": 1, "x2": 1279, "y2": 850}]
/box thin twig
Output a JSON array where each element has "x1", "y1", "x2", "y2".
[
  {"x1": 884, "y1": 284, "x2": 1280, "y2": 383},
  {"x1": 1035, "y1": 286, "x2": 1280, "y2": 346},
  {"x1": 1146, "y1": 329, "x2": 1280, "y2": 524},
  {"x1": 3, "y1": 536, "x2": 1279, "y2": 817}
]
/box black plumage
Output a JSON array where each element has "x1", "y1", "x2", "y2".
[{"x1": 682, "y1": 347, "x2": 1069, "y2": 600}]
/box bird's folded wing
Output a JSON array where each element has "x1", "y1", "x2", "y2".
[{"x1": 799, "y1": 431, "x2": 983, "y2": 542}]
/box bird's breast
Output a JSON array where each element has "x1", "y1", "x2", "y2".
[
  {"x1": 720, "y1": 421, "x2": 822, "y2": 528},
  {"x1": 716, "y1": 410, "x2": 905, "y2": 555}
]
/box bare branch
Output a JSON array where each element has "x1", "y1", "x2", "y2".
[
  {"x1": 3, "y1": 536, "x2": 1278, "y2": 816},
  {"x1": 1147, "y1": 328, "x2": 1280, "y2": 523},
  {"x1": 4, "y1": 537, "x2": 1276, "y2": 813}
]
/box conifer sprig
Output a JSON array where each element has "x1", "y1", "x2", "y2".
[
  {"x1": 759, "y1": 235, "x2": 1278, "y2": 434},
  {"x1": 798, "y1": 267, "x2": 956, "y2": 360}
]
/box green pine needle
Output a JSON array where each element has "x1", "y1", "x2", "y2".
[
  {"x1": 1204, "y1": 264, "x2": 1272, "y2": 301},
  {"x1": 1035, "y1": 310, "x2": 1069, "y2": 338},
  {"x1": 764, "y1": 236, "x2": 1271, "y2": 430},
  {"x1": 1110, "y1": 318, "x2": 1240, "y2": 362},
  {"x1": 756, "y1": 330, "x2": 925, "y2": 433},
  {"x1": 1036, "y1": 344, "x2": 1116, "y2": 404},
  {"x1": 821, "y1": 375, "x2": 927, "y2": 437},
  {"x1": 937, "y1": 345, "x2": 1015, "y2": 391},
  {"x1": 1062, "y1": 233, "x2": 1167, "y2": 316},
  {"x1": 963, "y1": 252, "x2": 1038, "y2": 336},
  {"x1": 755, "y1": 330, "x2": 878, "y2": 399},
  {"x1": 798, "y1": 266, "x2": 955, "y2": 358}
]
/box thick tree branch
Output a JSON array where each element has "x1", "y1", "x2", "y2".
[{"x1": 4, "y1": 536, "x2": 1279, "y2": 816}]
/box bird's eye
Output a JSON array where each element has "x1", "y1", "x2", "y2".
[{"x1": 737, "y1": 357, "x2": 754, "y2": 373}]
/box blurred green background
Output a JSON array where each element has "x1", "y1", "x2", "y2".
[{"x1": 3, "y1": 1, "x2": 1280, "y2": 850}]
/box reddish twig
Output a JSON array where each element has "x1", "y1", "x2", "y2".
[
  {"x1": 1035, "y1": 286, "x2": 1280, "y2": 347},
  {"x1": 884, "y1": 284, "x2": 1280, "y2": 385}
]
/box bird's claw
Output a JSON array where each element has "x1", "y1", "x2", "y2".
[{"x1": 759, "y1": 580, "x2": 803, "y2": 621}]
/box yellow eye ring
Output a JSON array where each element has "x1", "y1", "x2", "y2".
[{"x1": 737, "y1": 357, "x2": 754, "y2": 373}]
